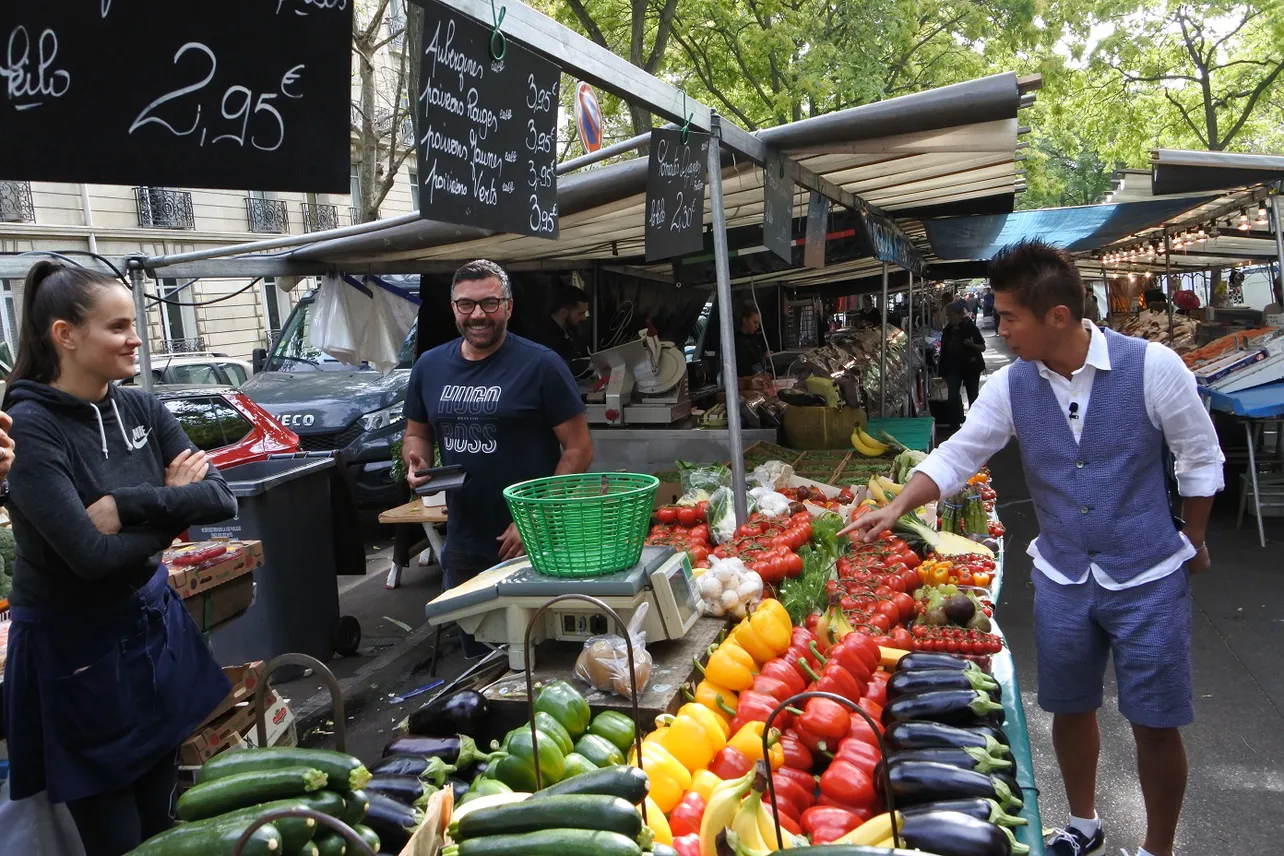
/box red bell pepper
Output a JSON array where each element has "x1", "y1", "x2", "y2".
[
  {"x1": 835, "y1": 631, "x2": 881, "y2": 675},
  {"x1": 800, "y1": 805, "x2": 864, "y2": 844},
  {"x1": 813, "y1": 659, "x2": 863, "y2": 702},
  {"x1": 760, "y1": 657, "x2": 807, "y2": 695},
  {"x1": 668, "y1": 791, "x2": 706, "y2": 838},
  {"x1": 763, "y1": 804, "x2": 802, "y2": 837},
  {"x1": 787, "y1": 627, "x2": 822, "y2": 676},
  {"x1": 858, "y1": 696, "x2": 883, "y2": 723},
  {"x1": 672, "y1": 834, "x2": 702, "y2": 856},
  {"x1": 764, "y1": 789, "x2": 800, "y2": 823},
  {"x1": 864, "y1": 677, "x2": 888, "y2": 707},
  {"x1": 817, "y1": 793, "x2": 875, "y2": 813},
  {"x1": 777, "y1": 732, "x2": 813, "y2": 771},
  {"x1": 751, "y1": 674, "x2": 795, "y2": 704},
  {"x1": 774, "y1": 764, "x2": 817, "y2": 794},
  {"x1": 708, "y1": 745, "x2": 754, "y2": 779},
  {"x1": 769, "y1": 772, "x2": 814, "y2": 815},
  {"x1": 848, "y1": 710, "x2": 883, "y2": 747},
  {"x1": 818, "y1": 759, "x2": 877, "y2": 814},
  {"x1": 834, "y1": 738, "x2": 880, "y2": 778},
  {"x1": 824, "y1": 636, "x2": 874, "y2": 684},
  {"x1": 794, "y1": 697, "x2": 850, "y2": 754},
  {"x1": 729, "y1": 690, "x2": 784, "y2": 735},
  {"x1": 804, "y1": 612, "x2": 820, "y2": 632}
]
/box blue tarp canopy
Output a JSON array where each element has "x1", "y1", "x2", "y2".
[{"x1": 922, "y1": 196, "x2": 1215, "y2": 261}]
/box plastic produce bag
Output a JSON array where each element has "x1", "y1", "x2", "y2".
[
  {"x1": 362, "y1": 282, "x2": 420, "y2": 374},
  {"x1": 708, "y1": 486, "x2": 757, "y2": 544},
  {"x1": 574, "y1": 603, "x2": 653, "y2": 699},
  {"x1": 307, "y1": 273, "x2": 371, "y2": 366},
  {"x1": 750, "y1": 461, "x2": 794, "y2": 491},
  {"x1": 748, "y1": 487, "x2": 792, "y2": 519},
  {"x1": 676, "y1": 460, "x2": 730, "y2": 499},
  {"x1": 694, "y1": 556, "x2": 763, "y2": 619},
  {"x1": 0, "y1": 781, "x2": 87, "y2": 856}
]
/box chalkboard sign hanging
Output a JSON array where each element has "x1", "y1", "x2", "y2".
[
  {"x1": 762, "y1": 150, "x2": 795, "y2": 263},
  {"x1": 645, "y1": 128, "x2": 711, "y2": 262},
  {"x1": 0, "y1": 0, "x2": 353, "y2": 192},
  {"x1": 414, "y1": 0, "x2": 561, "y2": 239}
]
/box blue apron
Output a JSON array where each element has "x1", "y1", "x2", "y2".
[{"x1": 2, "y1": 567, "x2": 231, "y2": 803}]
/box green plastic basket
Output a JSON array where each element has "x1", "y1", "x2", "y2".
[{"x1": 503, "y1": 473, "x2": 660, "y2": 578}]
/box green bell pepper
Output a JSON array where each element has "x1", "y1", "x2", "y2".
[
  {"x1": 588, "y1": 710, "x2": 637, "y2": 754},
  {"x1": 534, "y1": 680, "x2": 591, "y2": 739},
  {"x1": 560, "y1": 752, "x2": 599, "y2": 779},
  {"x1": 530, "y1": 712, "x2": 574, "y2": 756},
  {"x1": 491, "y1": 728, "x2": 566, "y2": 791},
  {"x1": 573, "y1": 733, "x2": 624, "y2": 768},
  {"x1": 460, "y1": 777, "x2": 511, "y2": 804}
]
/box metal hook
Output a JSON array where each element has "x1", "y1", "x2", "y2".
[{"x1": 489, "y1": 0, "x2": 507, "y2": 61}]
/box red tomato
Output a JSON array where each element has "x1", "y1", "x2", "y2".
[
  {"x1": 890, "y1": 592, "x2": 916, "y2": 623},
  {"x1": 688, "y1": 545, "x2": 710, "y2": 564},
  {"x1": 785, "y1": 552, "x2": 804, "y2": 577},
  {"x1": 889, "y1": 626, "x2": 914, "y2": 650},
  {"x1": 867, "y1": 613, "x2": 892, "y2": 633},
  {"x1": 656, "y1": 507, "x2": 678, "y2": 524},
  {"x1": 874, "y1": 600, "x2": 900, "y2": 625},
  {"x1": 690, "y1": 525, "x2": 710, "y2": 543},
  {"x1": 677, "y1": 506, "x2": 699, "y2": 527}
]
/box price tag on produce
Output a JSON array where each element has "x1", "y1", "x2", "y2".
[
  {"x1": 414, "y1": 0, "x2": 561, "y2": 238},
  {"x1": 644, "y1": 127, "x2": 710, "y2": 262},
  {"x1": 0, "y1": 0, "x2": 354, "y2": 192}
]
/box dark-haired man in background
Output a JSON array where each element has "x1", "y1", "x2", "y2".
[
  {"x1": 845, "y1": 239, "x2": 1222, "y2": 856},
  {"x1": 530, "y1": 284, "x2": 591, "y2": 376},
  {"x1": 402, "y1": 260, "x2": 593, "y2": 655}
]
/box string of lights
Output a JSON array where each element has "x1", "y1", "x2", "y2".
[{"x1": 1094, "y1": 198, "x2": 1271, "y2": 267}]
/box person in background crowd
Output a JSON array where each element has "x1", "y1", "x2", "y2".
[
  {"x1": 529, "y1": 283, "x2": 591, "y2": 377},
  {"x1": 859, "y1": 295, "x2": 882, "y2": 326},
  {"x1": 1262, "y1": 276, "x2": 1282, "y2": 317},
  {"x1": 1084, "y1": 287, "x2": 1102, "y2": 324},
  {"x1": 403, "y1": 260, "x2": 593, "y2": 657},
  {"x1": 1144, "y1": 282, "x2": 1169, "y2": 312},
  {"x1": 982, "y1": 287, "x2": 996, "y2": 324},
  {"x1": 1, "y1": 262, "x2": 237, "y2": 856},
  {"x1": 965, "y1": 291, "x2": 978, "y2": 316},
  {"x1": 734, "y1": 303, "x2": 773, "y2": 391},
  {"x1": 846, "y1": 239, "x2": 1222, "y2": 856},
  {"x1": 0, "y1": 410, "x2": 14, "y2": 483},
  {"x1": 937, "y1": 301, "x2": 986, "y2": 432}
]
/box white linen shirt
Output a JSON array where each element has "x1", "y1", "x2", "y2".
[{"x1": 916, "y1": 322, "x2": 1225, "y2": 589}]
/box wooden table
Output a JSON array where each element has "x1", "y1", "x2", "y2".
[{"x1": 378, "y1": 499, "x2": 448, "y2": 588}]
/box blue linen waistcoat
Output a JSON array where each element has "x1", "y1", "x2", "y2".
[{"x1": 1008, "y1": 328, "x2": 1184, "y2": 583}]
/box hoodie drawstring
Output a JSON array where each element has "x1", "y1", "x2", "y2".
[
  {"x1": 110, "y1": 398, "x2": 134, "y2": 454},
  {"x1": 91, "y1": 404, "x2": 110, "y2": 459}
]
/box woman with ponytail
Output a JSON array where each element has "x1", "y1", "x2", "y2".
[{"x1": 1, "y1": 261, "x2": 236, "y2": 855}]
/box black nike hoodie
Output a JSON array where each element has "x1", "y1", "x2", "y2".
[{"x1": 4, "y1": 380, "x2": 238, "y2": 608}]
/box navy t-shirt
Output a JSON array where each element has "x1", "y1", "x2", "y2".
[{"x1": 405, "y1": 334, "x2": 585, "y2": 560}]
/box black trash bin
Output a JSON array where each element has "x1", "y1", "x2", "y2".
[{"x1": 189, "y1": 455, "x2": 359, "y2": 672}]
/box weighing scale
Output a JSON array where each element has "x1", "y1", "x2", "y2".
[
  {"x1": 423, "y1": 546, "x2": 701, "y2": 670},
  {"x1": 584, "y1": 333, "x2": 693, "y2": 426}
]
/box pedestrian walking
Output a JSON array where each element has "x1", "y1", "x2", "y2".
[
  {"x1": 844, "y1": 239, "x2": 1223, "y2": 856},
  {"x1": 938, "y1": 302, "x2": 986, "y2": 432}
]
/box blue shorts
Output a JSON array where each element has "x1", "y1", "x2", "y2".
[{"x1": 1032, "y1": 569, "x2": 1193, "y2": 729}]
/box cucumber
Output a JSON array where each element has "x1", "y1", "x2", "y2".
[
  {"x1": 178, "y1": 769, "x2": 329, "y2": 821},
  {"x1": 450, "y1": 794, "x2": 641, "y2": 842},
  {"x1": 199, "y1": 748, "x2": 373, "y2": 792},
  {"x1": 525, "y1": 765, "x2": 647, "y2": 804},
  {"x1": 313, "y1": 833, "x2": 347, "y2": 856},
  {"x1": 353, "y1": 825, "x2": 382, "y2": 853},
  {"x1": 299, "y1": 790, "x2": 348, "y2": 819},
  {"x1": 342, "y1": 789, "x2": 370, "y2": 826},
  {"x1": 445, "y1": 829, "x2": 641, "y2": 856},
  {"x1": 126, "y1": 817, "x2": 283, "y2": 856},
  {"x1": 206, "y1": 799, "x2": 321, "y2": 851}
]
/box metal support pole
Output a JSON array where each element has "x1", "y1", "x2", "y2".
[
  {"x1": 709, "y1": 117, "x2": 749, "y2": 525},
  {"x1": 128, "y1": 261, "x2": 154, "y2": 394},
  {"x1": 1165, "y1": 234, "x2": 1174, "y2": 330},
  {"x1": 906, "y1": 271, "x2": 914, "y2": 416},
  {"x1": 1272, "y1": 195, "x2": 1284, "y2": 306},
  {"x1": 880, "y1": 262, "x2": 888, "y2": 417}
]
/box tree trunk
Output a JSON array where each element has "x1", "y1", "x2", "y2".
[{"x1": 358, "y1": 45, "x2": 379, "y2": 224}]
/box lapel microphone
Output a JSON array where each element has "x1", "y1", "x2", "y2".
[{"x1": 1068, "y1": 401, "x2": 1080, "y2": 420}]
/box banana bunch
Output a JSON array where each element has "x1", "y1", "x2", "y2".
[
  {"x1": 835, "y1": 811, "x2": 904, "y2": 847},
  {"x1": 730, "y1": 782, "x2": 797, "y2": 852},
  {"x1": 865, "y1": 475, "x2": 904, "y2": 505},
  {"x1": 700, "y1": 403, "x2": 729, "y2": 429},
  {"x1": 851, "y1": 426, "x2": 889, "y2": 457},
  {"x1": 700, "y1": 770, "x2": 756, "y2": 856}
]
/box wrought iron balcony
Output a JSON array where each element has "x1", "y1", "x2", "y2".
[
  {"x1": 349, "y1": 206, "x2": 361, "y2": 225},
  {"x1": 0, "y1": 180, "x2": 36, "y2": 223},
  {"x1": 158, "y1": 337, "x2": 206, "y2": 355},
  {"x1": 245, "y1": 197, "x2": 289, "y2": 233},
  {"x1": 301, "y1": 202, "x2": 340, "y2": 233},
  {"x1": 135, "y1": 187, "x2": 195, "y2": 229}
]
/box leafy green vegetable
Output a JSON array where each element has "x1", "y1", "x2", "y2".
[
  {"x1": 675, "y1": 460, "x2": 730, "y2": 496},
  {"x1": 779, "y1": 545, "x2": 833, "y2": 626},
  {"x1": 809, "y1": 512, "x2": 846, "y2": 563}
]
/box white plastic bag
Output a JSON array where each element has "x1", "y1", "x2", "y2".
[
  {"x1": 574, "y1": 603, "x2": 653, "y2": 699},
  {"x1": 308, "y1": 273, "x2": 371, "y2": 366},
  {"x1": 748, "y1": 487, "x2": 792, "y2": 519},
  {"x1": 695, "y1": 556, "x2": 763, "y2": 619},
  {"x1": 750, "y1": 461, "x2": 794, "y2": 491},
  {"x1": 362, "y1": 282, "x2": 420, "y2": 373},
  {"x1": 0, "y1": 781, "x2": 87, "y2": 856}
]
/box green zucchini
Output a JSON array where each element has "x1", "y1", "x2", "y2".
[
  {"x1": 204, "y1": 799, "x2": 321, "y2": 851},
  {"x1": 126, "y1": 817, "x2": 283, "y2": 856},
  {"x1": 353, "y1": 825, "x2": 382, "y2": 853},
  {"x1": 526, "y1": 765, "x2": 647, "y2": 804},
  {"x1": 199, "y1": 748, "x2": 373, "y2": 792},
  {"x1": 449, "y1": 794, "x2": 641, "y2": 842},
  {"x1": 291, "y1": 844, "x2": 319, "y2": 856},
  {"x1": 178, "y1": 769, "x2": 328, "y2": 821},
  {"x1": 341, "y1": 789, "x2": 370, "y2": 827},
  {"x1": 442, "y1": 829, "x2": 641, "y2": 856},
  {"x1": 313, "y1": 833, "x2": 347, "y2": 856},
  {"x1": 298, "y1": 790, "x2": 347, "y2": 819},
  {"x1": 572, "y1": 735, "x2": 623, "y2": 768}
]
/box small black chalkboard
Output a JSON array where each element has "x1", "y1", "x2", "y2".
[
  {"x1": 804, "y1": 191, "x2": 829, "y2": 269},
  {"x1": 645, "y1": 129, "x2": 711, "y2": 262},
  {"x1": 415, "y1": 0, "x2": 560, "y2": 239},
  {"x1": 763, "y1": 149, "x2": 795, "y2": 263},
  {"x1": 0, "y1": 0, "x2": 353, "y2": 192}
]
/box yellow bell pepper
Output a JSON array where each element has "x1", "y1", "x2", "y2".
[
  {"x1": 728, "y1": 721, "x2": 785, "y2": 770},
  {"x1": 679, "y1": 701, "x2": 730, "y2": 742},
  {"x1": 689, "y1": 769, "x2": 723, "y2": 803},
  {"x1": 690, "y1": 679, "x2": 738, "y2": 721},
  {"x1": 700, "y1": 641, "x2": 756, "y2": 691},
  {"x1": 736, "y1": 606, "x2": 791, "y2": 664},
  {"x1": 657, "y1": 711, "x2": 718, "y2": 772},
  {"x1": 640, "y1": 742, "x2": 691, "y2": 813},
  {"x1": 631, "y1": 725, "x2": 669, "y2": 765},
  {"x1": 644, "y1": 797, "x2": 673, "y2": 846},
  {"x1": 755, "y1": 599, "x2": 792, "y2": 640}
]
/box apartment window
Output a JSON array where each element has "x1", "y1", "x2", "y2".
[
  {"x1": 388, "y1": 0, "x2": 406, "y2": 46},
  {"x1": 0, "y1": 181, "x2": 35, "y2": 223},
  {"x1": 350, "y1": 165, "x2": 362, "y2": 207},
  {"x1": 409, "y1": 169, "x2": 419, "y2": 209},
  {"x1": 0, "y1": 279, "x2": 18, "y2": 357},
  {"x1": 159, "y1": 278, "x2": 199, "y2": 351},
  {"x1": 262, "y1": 277, "x2": 290, "y2": 338}
]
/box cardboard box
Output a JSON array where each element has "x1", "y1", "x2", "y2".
[
  {"x1": 180, "y1": 696, "x2": 257, "y2": 766},
  {"x1": 167, "y1": 541, "x2": 264, "y2": 599},
  {"x1": 184, "y1": 574, "x2": 254, "y2": 633},
  {"x1": 654, "y1": 482, "x2": 684, "y2": 508},
  {"x1": 196, "y1": 662, "x2": 266, "y2": 730},
  {"x1": 242, "y1": 690, "x2": 297, "y2": 750}
]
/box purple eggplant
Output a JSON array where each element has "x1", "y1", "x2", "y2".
[
  {"x1": 887, "y1": 668, "x2": 1001, "y2": 701},
  {"x1": 365, "y1": 774, "x2": 435, "y2": 808},
  {"x1": 903, "y1": 797, "x2": 1027, "y2": 828},
  {"x1": 382, "y1": 734, "x2": 491, "y2": 768},
  {"x1": 895, "y1": 809, "x2": 1028, "y2": 856},
  {"x1": 885, "y1": 721, "x2": 1011, "y2": 757},
  {"x1": 882, "y1": 689, "x2": 1005, "y2": 727},
  {"x1": 880, "y1": 760, "x2": 1023, "y2": 812},
  {"x1": 407, "y1": 690, "x2": 489, "y2": 737}
]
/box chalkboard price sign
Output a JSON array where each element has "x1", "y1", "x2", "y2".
[
  {"x1": 0, "y1": 0, "x2": 354, "y2": 192},
  {"x1": 762, "y1": 149, "x2": 795, "y2": 263},
  {"x1": 415, "y1": 1, "x2": 561, "y2": 239},
  {"x1": 645, "y1": 128, "x2": 711, "y2": 262}
]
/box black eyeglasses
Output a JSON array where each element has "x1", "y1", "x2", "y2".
[{"x1": 453, "y1": 297, "x2": 509, "y2": 314}]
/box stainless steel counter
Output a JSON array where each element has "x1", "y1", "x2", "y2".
[{"x1": 588, "y1": 426, "x2": 779, "y2": 473}]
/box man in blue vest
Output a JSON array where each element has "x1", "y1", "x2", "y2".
[{"x1": 845, "y1": 240, "x2": 1222, "y2": 856}]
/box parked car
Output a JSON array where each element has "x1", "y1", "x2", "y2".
[
  {"x1": 155, "y1": 386, "x2": 298, "y2": 469},
  {"x1": 124, "y1": 352, "x2": 254, "y2": 388}
]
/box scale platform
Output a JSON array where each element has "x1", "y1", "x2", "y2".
[{"x1": 425, "y1": 546, "x2": 700, "y2": 670}]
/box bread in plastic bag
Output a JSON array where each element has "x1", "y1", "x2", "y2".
[{"x1": 574, "y1": 603, "x2": 653, "y2": 699}]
